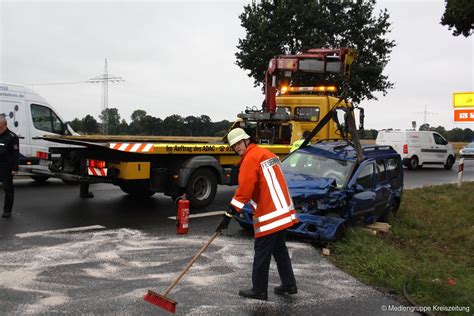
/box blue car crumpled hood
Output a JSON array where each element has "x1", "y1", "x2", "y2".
[
  {"x1": 234, "y1": 171, "x2": 348, "y2": 241},
  {"x1": 285, "y1": 172, "x2": 336, "y2": 199}
]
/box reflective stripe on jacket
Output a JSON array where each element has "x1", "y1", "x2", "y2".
[{"x1": 230, "y1": 144, "x2": 298, "y2": 238}]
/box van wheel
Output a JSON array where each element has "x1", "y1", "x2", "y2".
[
  {"x1": 119, "y1": 180, "x2": 155, "y2": 199},
  {"x1": 444, "y1": 155, "x2": 455, "y2": 170},
  {"x1": 31, "y1": 175, "x2": 50, "y2": 183},
  {"x1": 407, "y1": 156, "x2": 419, "y2": 170},
  {"x1": 186, "y1": 168, "x2": 217, "y2": 209}
]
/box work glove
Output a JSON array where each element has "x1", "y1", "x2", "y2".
[{"x1": 215, "y1": 206, "x2": 237, "y2": 232}]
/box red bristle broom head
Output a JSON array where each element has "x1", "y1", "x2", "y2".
[{"x1": 144, "y1": 290, "x2": 177, "y2": 314}]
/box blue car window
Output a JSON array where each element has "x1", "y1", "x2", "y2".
[
  {"x1": 356, "y1": 163, "x2": 374, "y2": 190},
  {"x1": 386, "y1": 158, "x2": 400, "y2": 179},
  {"x1": 376, "y1": 160, "x2": 387, "y2": 183}
]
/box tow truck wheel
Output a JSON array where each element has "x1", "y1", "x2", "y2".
[
  {"x1": 186, "y1": 168, "x2": 217, "y2": 209},
  {"x1": 31, "y1": 175, "x2": 50, "y2": 183},
  {"x1": 119, "y1": 180, "x2": 155, "y2": 199}
]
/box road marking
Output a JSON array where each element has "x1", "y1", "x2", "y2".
[
  {"x1": 167, "y1": 210, "x2": 225, "y2": 220},
  {"x1": 15, "y1": 225, "x2": 106, "y2": 238}
]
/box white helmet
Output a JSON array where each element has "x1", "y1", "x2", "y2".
[{"x1": 227, "y1": 128, "x2": 250, "y2": 146}]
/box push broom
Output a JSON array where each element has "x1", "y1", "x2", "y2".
[{"x1": 144, "y1": 230, "x2": 221, "y2": 313}]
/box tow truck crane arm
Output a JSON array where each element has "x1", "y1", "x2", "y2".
[{"x1": 264, "y1": 48, "x2": 356, "y2": 113}]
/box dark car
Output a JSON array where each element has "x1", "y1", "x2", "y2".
[
  {"x1": 460, "y1": 142, "x2": 474, "y2": 159},
  {"x1": 234, "y1": 141, "x2": 403, "y2": 241}
]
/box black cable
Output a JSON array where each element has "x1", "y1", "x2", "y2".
[{"x1": 402, "y1": 278, "x2": 435, "y2": 316}]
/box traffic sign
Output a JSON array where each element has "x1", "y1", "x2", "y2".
[
  {"x1": 453, "y1": 108, "x2": 474, "y2": 123},
  {"x1": 453, "y1": 92, "x2": 474, "y2": 108}
]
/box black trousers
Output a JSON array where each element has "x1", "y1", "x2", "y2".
[
  {"x1": 252, "y1": 229, "x2": 296, "y2": 293},
  {"x1": 0, "y1": 168, "x2": 14, "y2": 213}
]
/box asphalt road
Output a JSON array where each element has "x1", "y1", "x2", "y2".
[
  {"x1": 1, "y1": 161, "x2": 472, "y2": 315},
  {"x1": 403, "y1": 159, "x2": 474, "y2": 189}
]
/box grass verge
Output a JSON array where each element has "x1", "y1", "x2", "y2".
[{"x1": 328, "y1": 182, "x2": 474, "y2": 313}]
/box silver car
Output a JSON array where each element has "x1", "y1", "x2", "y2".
[{"x1": 460, "y1": 142, "x2": 474, "y2": 158}]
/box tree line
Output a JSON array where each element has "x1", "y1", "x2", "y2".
[{"x1": 68, "y1": 108, "x2": 231, "y2": 137}]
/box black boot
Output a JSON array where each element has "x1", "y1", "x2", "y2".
[
  {"x1": 274, "y1": 285, "x2": 298, "y2": 295},
  {"x1": 238, "y1": 288, "x2": 267, "y2": 301},
  {"x1": 2, "y1": 211, "x2": 12, "y2": 218}
]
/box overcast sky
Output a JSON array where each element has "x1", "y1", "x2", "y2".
[{"x1": 0, "y1": 0, "x2": 472, "y2": 130}]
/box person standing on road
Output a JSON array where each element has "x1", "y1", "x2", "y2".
[
  {"x1": 0, "y1": 115, "x2": 19, "y2": 218},
  {"x1": 216, "y1": 128, "x2": 298, "y2": 301}
]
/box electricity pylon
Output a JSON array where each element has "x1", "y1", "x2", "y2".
[{"x1": 87, "y1": 59, "x2": 124, "y2": 134}]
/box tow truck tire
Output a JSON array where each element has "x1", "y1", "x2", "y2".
[
  {"x1": 119, "y1": 180, "x2": 155, "y2": 199},
  {"x1": 185, "y1": 168, "x2": 217, "y2": 209},
  {"x1": 31, "y1": 175, "x2": 50, "y2": 183}
]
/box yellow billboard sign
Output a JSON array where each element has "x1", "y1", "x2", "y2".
[{"x1": 453, "y1": 92, "x2": 474, "y2": 108}]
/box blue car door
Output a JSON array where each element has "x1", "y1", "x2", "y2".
[
  {"x1": 347, "y1": 162, "x2": 376, "y2": 223},
  {"x1": 374, "y1": 159, "x2": 391, "y2": 218}
]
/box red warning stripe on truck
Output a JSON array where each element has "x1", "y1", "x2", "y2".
[
  {"x1": 88, "y1": 167, "x2": 107, "y2": 177},
  {"x1": 109, "y1": 143, "x2": 154, "y2": 153}
]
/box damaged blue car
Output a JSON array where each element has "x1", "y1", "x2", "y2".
[{"x1": 234, "y1": 141, "x2": 403, "y2": 241}]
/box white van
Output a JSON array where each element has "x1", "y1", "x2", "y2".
[
  {"x1": 0, "y1": 83, "x2": 77, "y2": 182},
  {"x1": 376, "y1": 130, "x2": 455, "y2": 170}
]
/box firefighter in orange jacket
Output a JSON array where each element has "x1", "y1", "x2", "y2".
[{"x1": 216, "y1": 128, "x2": 298, "y2": 300}]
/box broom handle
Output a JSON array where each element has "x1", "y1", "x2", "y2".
[{"x1": 163, "y1": 231, "x2": 221, "y2": 296}]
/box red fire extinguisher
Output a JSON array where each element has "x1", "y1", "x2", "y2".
[{"x1": 177, "y1": 194, "x2": 190, "y2": 234}]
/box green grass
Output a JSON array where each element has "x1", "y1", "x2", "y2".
[{"x1": 329, "y1": 182, "x2": 474, "y2": 313}]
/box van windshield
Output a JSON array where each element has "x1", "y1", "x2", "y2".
[
  {"x1": 31, "y1": 104, "x2": 64, "y2": 134},
  {"x1": 282, "y1": 152, "x2": 354, "y2": 188}
]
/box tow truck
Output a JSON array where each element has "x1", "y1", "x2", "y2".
[{"x1": 42, "y1": 48, "x2": 363, "y2": 208}]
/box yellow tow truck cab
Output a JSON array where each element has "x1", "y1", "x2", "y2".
[
  {"x1": 276, "y1": 93, "x2": 351, "y2": 143},
  {"x1": 236, "y1": 89, "x2": 352, "y2": 146}
]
